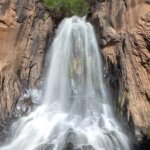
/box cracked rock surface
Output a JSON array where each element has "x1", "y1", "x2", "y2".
[
  {"x1": 0, "y1": 0, "x2": 54, "y2": 120},
  {"x1": 88, "y1": 0, "x2": 150, "y2": 147}
]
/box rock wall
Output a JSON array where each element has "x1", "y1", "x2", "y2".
[
  {"x1": 0, "y1": 0, "x2": 150, "y2": 148},
  {"x1": 88, "y1": 0, "x2": 150, "y2": 147},
  {"x1": 0, "y1": 0, "x2": 54, "y2": 120}
]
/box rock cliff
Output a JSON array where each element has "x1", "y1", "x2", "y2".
[
  {"x1": 88, "y1": 0, "x2": 150, "y2": 147},
  {"x1": 0, "y1": 0, "x2": 54, "y2": 120}
]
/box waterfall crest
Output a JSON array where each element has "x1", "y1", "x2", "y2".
[{"x1": 1, "y1": 16, "x2": 130, "y2": 150}]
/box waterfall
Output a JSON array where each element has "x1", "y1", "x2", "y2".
[{"x1": 1, "y1": 16, "x2": 130, "y2": 150}]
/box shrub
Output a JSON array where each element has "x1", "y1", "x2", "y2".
[{"x1": 43, "y1": 0, "x2": 89, "y2": 16}]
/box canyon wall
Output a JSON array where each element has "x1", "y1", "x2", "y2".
[
  {"x1": 88, "y1": 0, "x2": 150, "y2": 147},
  {"x1": 0, "y1": 0, "x2": 54, "y2": 121}
]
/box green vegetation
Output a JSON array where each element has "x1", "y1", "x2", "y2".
[
  {"x1": 115, "y1": 95, "x2": 123, "y2": 116},
  {"x1": 103, "y1": 15, "x2": 111, "y2": 26},
  {"x1": 43, "y1": 0, "x2": 89, "y2": 16},
  {"x1": 147, "y1": 127, "x2": 150, "y2": 139},
  {"x1": 43, "y1": 13, "x2": 49, "y2": 21}
]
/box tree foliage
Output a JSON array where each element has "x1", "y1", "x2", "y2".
[{"x1": 43, "y1": 0, "x2": 89, "y2": 16}]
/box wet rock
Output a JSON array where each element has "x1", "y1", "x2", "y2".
[
  {"x1": 0, "y1": 121, "x2": 12, "y2": 144},
  {"x1": 98, "y1": 116, "x2": 105, "y2": 127},
  {"x1": 63, "y1": 142, "x2": 74, "y2": 150},
  {"x1": 82, "y1": 145, "x2": 95, "y2": 150},
  {"x1": 65, "y1": 129, "x2": 78, "y2": 145},
  {"x1": 14, "y1": 95, "x2": 33, "y2": 117},
  {"x1": 0, "y1": 123, "x2": 4, "y2": 133},
  {"x1": 36, "y1": 143, "x2": 54, "y2": 150}
]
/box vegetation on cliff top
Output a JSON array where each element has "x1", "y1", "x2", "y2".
[{"x1": 43, "y1": 0, "x2": 89, "y2": 16}]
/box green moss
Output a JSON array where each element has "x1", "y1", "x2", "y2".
[
  {"x1": 115, "y1": 95, "x2": 124, "y2": 116},
  {"x1": 43, "y1": 0, "x2": 89, "y2": 16},
  {"x1": 147, "y1": 127, "x2": 150, "y2": 139},
  {"x1": 69, "y1": 63, "x2": 73, "y2": 79},
  {"x1": 103, "y1": 15, "x2": 111, "y2": 26},
  {"x1": 43, "y1": 13, "x2": 49, "y2": 21}
]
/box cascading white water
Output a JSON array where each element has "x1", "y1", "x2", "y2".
[{"x1": 1, "y1": 16, "x2": 130, "y2": 150}]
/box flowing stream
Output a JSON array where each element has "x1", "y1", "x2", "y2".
[{"x1": 1, "y1": 16, "x2": 130, "y2": 150}]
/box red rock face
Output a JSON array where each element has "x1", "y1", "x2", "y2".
[
  {"x1": 89, "y1": 0, "x2": 150, "y2": 145},
  {"x1": 0, "y1": 0, "x2": 53, "y2": 120}
]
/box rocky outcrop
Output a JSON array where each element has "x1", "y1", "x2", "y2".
[
  {"x1": 88, "y1": 0, "x2": 150, "y2": 147},
  {"x1": 0, "y1": 0, "x2": 54, "y2": 120}
]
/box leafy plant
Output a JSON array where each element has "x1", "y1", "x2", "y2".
[{"x1": 43, "y1": 0, "x2": 89, "y2": 16}]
